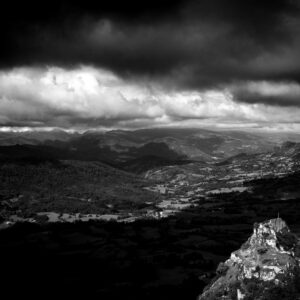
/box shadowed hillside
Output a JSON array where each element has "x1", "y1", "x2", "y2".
[{"x1": 0, "y1": 160, "x2": 158, "y2": 218}]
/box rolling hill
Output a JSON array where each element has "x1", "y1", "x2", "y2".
[
  {"x1": 0, "y1": 128, "x2": 280, "y2": 170},
  {"x1": 0, "y1": 160, "x2": 158, "y2": 218}
]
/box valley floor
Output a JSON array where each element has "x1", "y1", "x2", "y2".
[{"x1": 1, "y1": 144, "x2": 300, "y2": 299}]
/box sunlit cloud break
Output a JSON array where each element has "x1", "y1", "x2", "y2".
[{"x1": 1, "y1": 66, "x2": 300, "y2": 131}]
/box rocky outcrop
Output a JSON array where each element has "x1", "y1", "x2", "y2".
[{"x1": 199, "y1": 218, "x2": 300, "y2": 300}]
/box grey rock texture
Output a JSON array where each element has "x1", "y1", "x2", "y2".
[{"x1": 199, "y1": 218, "x2": 300, "y2": 300}]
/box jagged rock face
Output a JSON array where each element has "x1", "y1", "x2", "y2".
[{"x1": 199, "y1": 218, "x2": 300, "y2": 300}]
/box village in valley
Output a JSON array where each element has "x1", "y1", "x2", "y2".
[
  {"x1": 142, "y1": 150, "x2": 300, "y2": 218},
  {"x1": 1, "y1": 146, "x2": 299, "y2": 228}
]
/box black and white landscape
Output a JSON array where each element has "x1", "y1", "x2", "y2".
[{"x1": 1, "y1": 1, "x2": 300, "y2": 299}]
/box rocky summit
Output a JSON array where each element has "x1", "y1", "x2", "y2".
[{"x1": 198, "y1": 218, "x2": 300, "y2": 300}]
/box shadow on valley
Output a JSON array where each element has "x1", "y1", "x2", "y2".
[
  {"x1": 0, "y1": 132, "x2": 300, "y2": 299},
  {"x1": 1, "y1": 187, "x2": 300, "y2": 300},
  {"x1": 0, "y1": 141, "x2": 188, "y2": 172}
]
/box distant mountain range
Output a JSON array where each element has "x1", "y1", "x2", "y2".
[
  {"x1": 0, "y1": 129, "x2": 75, "y2": 145},
  {"x1": 0, "y1": 128, "x2": 299, "y2": 172}
]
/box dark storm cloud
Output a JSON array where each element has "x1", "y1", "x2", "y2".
[
  {"x1": 231, "y1": 81, "x2": 300, "y2": 107},
  {"x1": 1, "y1": 0, "x2": 300, "y2": 90},
  {"x1": 233, "y1": 91, "x2": 300, "y2": 107}
]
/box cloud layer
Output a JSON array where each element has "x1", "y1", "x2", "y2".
[
  {"x1": 0, "y1": 66, "x2": 300, "y2": 130},
  {"x1": 0, "y1": 0, "x2": 300, "y2": 130}
]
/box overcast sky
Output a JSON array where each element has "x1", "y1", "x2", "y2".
[{"x1": 1, "y1": 0, "x2": 300, "y2": 131}]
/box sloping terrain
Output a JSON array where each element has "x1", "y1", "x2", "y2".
[
  {"x1": 247, "y1": 172, "x2": 300, "y2": 201},
  {"x1": 0, "y1": 128, "x2": 279, "y2": 168},
  {"x1": 0, "y1": 160, "x2": 157, "y2": 219},
  {"x1": 199, "y1": 218, "x2": 300, "y2": 300},
  {"x1": 1, "y1": 182, "x2": 300, "y2": 300},
  {"x1": 49, "y1": 128, "x2": 279, "y2": 161},
  {"x1": 0, "y1": 129, "x2": 76, "y2": 145},
  {"x1": 279, "y1": 141, "x2": 300, "y2": 159}
]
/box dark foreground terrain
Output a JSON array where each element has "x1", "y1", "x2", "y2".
[
  {"x1": 1, "y1": 174, "x2": 300, "y2": 300},
  {"x1": 0, "y1": 129, "x2": 300, "y2": 299}
]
